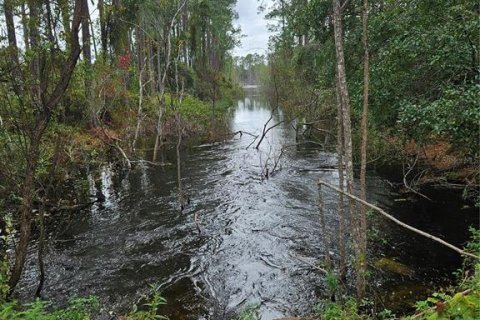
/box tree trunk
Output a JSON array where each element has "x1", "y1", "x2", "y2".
[
  {"x1": 332, "y1": 0, "x2": 363, "y2": 299},
  {"x1": 44, "y1": 0, "x2": 56, "y2": 46},
  {"x1": 27, "y1": 0, "x2": 41, "y2": 104},
  {"x1": 8, "y1": 118, "x2": 47, "y2": 294},
  {"x1": 182, "y1": 0, "x2": 189, "y2": 64},
  {"x1": 136, "y1": 23, "x2": 146, "y2": 93},
  {"x1": 133, "y1": 57, "x2": 147, "y2": 152},
  {"x1": 359, "y1": 0, "x2": 370, "y2": 300},
  {"x1": 153, "y1": 1, "x2": 186, "y2": 160},
  {"x1": 8, "y1": 0, "x2": 84, "y2": 294},
  {"x1": 111, "y1": 0, "x2": 128, "y2": 57},
  {"x1": 82, "y1": 0, "x2": 96, "y2": 127},
  {"x1": 98, "y1": 0, "x2": 107, "y2": 59},
  {"x1": 3, "y1": 0, "x2": 22, "y2": 94},
  {"x1": 58, "y1": 0, "x2": 71, "y2": 50},
  {"x1": 20, "y1": 3, "x2": 30, "y2": 51},
  {"x1": 35, "y1": 209, "x2": 46, "y2": 297},
  {"x1": 335, "y1": 73, "x2": 346, "y2": 280},
  {"x1": 148, "y1": 40, "x2": 157, "y2": 94}
]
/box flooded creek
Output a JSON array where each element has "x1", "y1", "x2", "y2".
[{"x1": 16, "y1": 89, "x2": 479, "y2": 319}]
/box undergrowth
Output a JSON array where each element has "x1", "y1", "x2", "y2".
[
  {"x1": 315, "y1": 228, "x2": 480, "y2": 319},
  {"x1": 0, "y1": 281, "x2": 168, "y2": 320}
]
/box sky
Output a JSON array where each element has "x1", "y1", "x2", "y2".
[{"x1": 233, "y1": 0, "x2": 275, "y2": 57}]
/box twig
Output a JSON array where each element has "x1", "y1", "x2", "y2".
[
  {"x1": 271, "y1": 148, "x2": 285, "y2": 175},
  {"x1": 50, "y1": 201, "x2": 96, "y2": 213},
  {"x1": 229, "y1": 130, "x2": 258, "y2": 138},
  {"x1": 246, "y1": 136, "x2": 258, "y2": 149},
  {"x1": 256, "y1": 119, "x2": 285, "y2": 149},
  {"x1": 289, "y1": 252, "x2": 328, "y2": 274},
  {"x1": 130, "y1": 160, "x2": 163, "y2": 166},
  {"x1": 403, "y1": 155, "x2": 432, "y2": 201},
  {"x1": 97, "y1": 121, "x2": 132, "y2": 169}
]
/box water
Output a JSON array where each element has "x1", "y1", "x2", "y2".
[{"x1": 16, "y1": 90, "x2": 478, "y2": 319}]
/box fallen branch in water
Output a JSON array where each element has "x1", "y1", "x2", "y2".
[
  {"x1": 254, "y1": 103, "x2": 288, "y2": 150},
  {"x1": 50, "y1": 201, "x2": 96, "y2": 213},
  {"x1": 289, "y1": 252, "x2": 327, "y2": 274},
  {"x1": 317, "y1": 179, "x2": 480, "y2": 261},
  {"x1": 97, "y1": 120, "x2": 132, "y2": 169},
  {"x1": 230, "y1": 130, "x2": 258, "y2": 138},
  {"x1": 130, "y1": 159, "x2": 164, "y2": 166},
  {"x1": 256, "y1": 119, "x2": 285, "y2": 150},
  {"x1": 297, "y1": 165, "x2": 338, "y2": 172},
  {"x1": 246, "y1": 135, "x2": 258, "y2": 149}
]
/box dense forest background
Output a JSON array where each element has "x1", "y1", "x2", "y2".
[{"x1": 262, "y1": 0, "x2": 479, "y2": 166}]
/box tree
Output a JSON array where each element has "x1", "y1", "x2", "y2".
[
  {"x1": 81, "y1": 0, "x2": 96, "y2": 127},
  {"x1": 5, "y1": 0, "x2": 85, "y2": 294},
  {"x1": 332, "y1": 0, "x2": 364, "y2": 299},
  {"x1": 359, "y1": 0, "x2": 370, "y2": 301}
]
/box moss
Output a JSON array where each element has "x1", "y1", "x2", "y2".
[{"x1": 374, "y1": 258, "x2": 415, "y2": 277}]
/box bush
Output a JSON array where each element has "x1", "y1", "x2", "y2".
[
  {"x1": 0, "y1": 297, "x2": 99, "y2": 320},
  {"x1": 398, "y1": 85, "x2": 480, "y2": 155}
]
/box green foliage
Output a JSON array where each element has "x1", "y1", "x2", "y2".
[
  {"x1": 128, "y1": 285, "x2": 168, "y2": 320},
  {"x1": 313, "y1": 229, "x2": 480, "y2": 319},
  {"x1": 410, "y1": 287, "x2": 480, "y2": 320},
  {"x1": 0, "y1": 283, "x2": 170, "y2": 320},
  {"x1": 316, "y1": 298, "x2": 397, "y2": 319},
  {"x1": 409, "y1": 260, "x2": 480, "y2": 320},
  {"x1": 0, "y1": 296, "x2": 99, "y2": 320},
  {"x1": 465, "y1": 228, "x2": 480, "y2": 259},
  {"x1": 326, "y1": 271, "x2": 339, "y2": 297},
  {"x1": 177, "y1": 95, "x2": 212, "y2": 124},
  {"x1": 398, "y1": 85, "x2": 480, "y2": 155},
  {"x1": 0, "y1": 212, "x2": 12, "y2": 300},
  {"x1": 315, "y1": 299, "x2": 365, "y2": 320},
  {"x1": 235, "y1": 304, "x2": 260, "y2": 320},
  {"x1": 265, "y1": 0, "x2": 479, "y2": 155}
]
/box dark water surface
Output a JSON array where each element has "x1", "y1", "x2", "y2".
[{"x1": 17, "y1": 90, "x2": 478, "y2": 319}]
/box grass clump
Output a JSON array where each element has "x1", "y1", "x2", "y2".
[{"x1": 236, "y1": 304, "x2": 260, "y2": 320}]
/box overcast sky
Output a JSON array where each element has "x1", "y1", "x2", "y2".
[{"x1": 233, "y1": 0, "x2": 274, "y2": 57}]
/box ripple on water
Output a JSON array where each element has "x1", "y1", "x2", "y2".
[{"x1": 14, "y1": 94, "x2": 479, "y2": 319}]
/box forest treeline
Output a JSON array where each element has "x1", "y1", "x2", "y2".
[
  {"x1": 262, "y1": 0, "x2": 479, "y2": 166},
  {"x1": 0, "y1": 0, "x2": 241, "y2": 296}
]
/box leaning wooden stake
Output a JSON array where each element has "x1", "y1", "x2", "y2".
[
  {"x1": 318, "y1": 184, "x2": 332, "y2": 269},
  {"x1": 317, "y1": 179, "x2": 480, "y2": 261}
]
